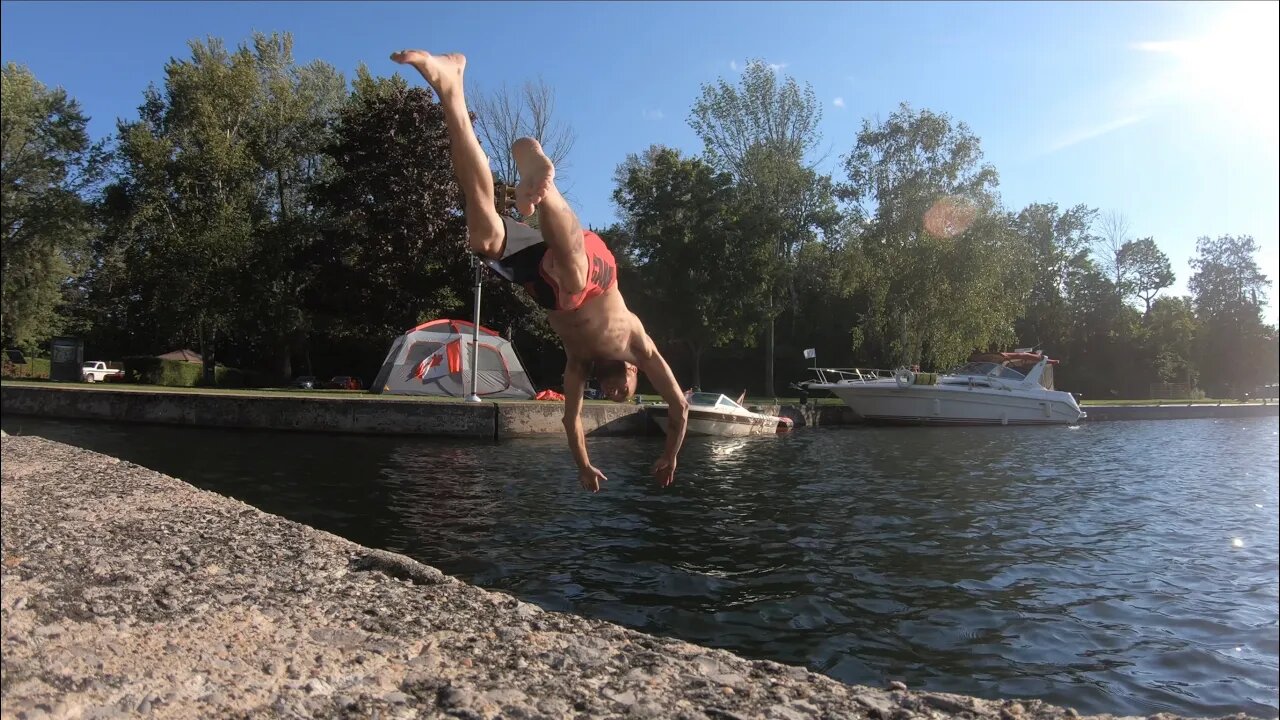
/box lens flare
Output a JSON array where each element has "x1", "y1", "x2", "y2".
[{"x1": 922, "y1": 197, "x2": 978, "y2": 239}]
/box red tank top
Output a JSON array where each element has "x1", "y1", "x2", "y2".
[{"x1": 538, "y1": 230, "x2": 617, "y2": 311}]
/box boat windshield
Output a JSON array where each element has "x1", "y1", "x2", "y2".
[
  {"x1": 688, "y1": 392, "x2": 745, "y2": 410},
  {"x1": 947, "y1": 362, "x2": 1026, "y2": 381},
  {"x1": 717, "y1": 396, "x2": 745, "y2": 410},
  {"x1": 992, "y1": 365, "x2": 1027, "y2": 381},
  {"x1": 949, "y1": 362, "x2": 999, "y2": 376}
]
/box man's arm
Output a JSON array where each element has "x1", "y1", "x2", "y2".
[
  {"x1": 562, "y1": 359, "x2": 607, "y2": 492},
  {"x1": 632, "y1": 335, "x2": 689, "y2": 487}
]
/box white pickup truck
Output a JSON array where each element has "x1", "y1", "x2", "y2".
[{"x1": 82, "y1": 361, "x2": 124, "y2": 383}]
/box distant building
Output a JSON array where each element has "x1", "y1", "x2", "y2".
[{"x1": 157, "y1": 349, "x2": 202, "y2": 363}]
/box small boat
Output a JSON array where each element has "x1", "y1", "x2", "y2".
[
  {"x1": 649, "y1": 392, "x2": 794, "y2": 437},
  {"x1": 798, "y1": 351, "x2": 1085, "y2": 426}
]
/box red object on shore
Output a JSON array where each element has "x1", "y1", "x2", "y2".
[{"x1": 534, "y1": 389, "x2": 566, "y2": 401}]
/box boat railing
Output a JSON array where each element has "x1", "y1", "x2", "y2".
[{"x1": 804, "y1": 367, "x2": 897, "y2": 385}]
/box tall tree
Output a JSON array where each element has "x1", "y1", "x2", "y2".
[
  {"x1": 238, "y1": 32, "x2": 346, "y2": 379},
  {"x1": 1117, "y1": 237, "x2": 1174, "y2": 313},
  {"x1": 89, "y1": 33, "x2": 347, "y2": 380},
  {"x1": 1188, "y1": 234, "x2": 1273, "y2": 396},
  {"x1": 612, "y1": 145, "x2": 770, "y2": 387},
  {"x1": 1, "y1": 63, "x2": 103, "y2": 350},
  {"x1": 1144, "y1": 296, "x2": 1197, "y2": 387},
  {"x1": 308, "y1": 68, "x2": 470, "y2": 343},
  {"x1": 1188, "y1": 234, "x2": 1270, "y2": 315},
  {"x1": 471, "y1": 77, "x2": 576, "y2": 188},
  {"x1": 1060, "y1": 261, "x2": 1143, "y2": 398},
  {"x1": 101, "y1": 36, "x2": 268, "y2": 370},
  {"x1": 841, "y1": 103, "x2": 1023, "y2": 369},
  {"x1": 1012, "y1": 202, "x2": 1097, "y2": 354},
  {"x1": 689, "y1": 59, "x2": 832, "y2": 394},
  {"x1": 1094, "y1": 209, "x2": 1130, "y2": 292}
]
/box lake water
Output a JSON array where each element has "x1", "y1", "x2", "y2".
[{"x1": 3, "y1": 415, "x2": 1276, "y2": 717}]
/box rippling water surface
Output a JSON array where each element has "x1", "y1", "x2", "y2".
[{"x1": 4, "y1": 415, "x2": 1277, "y2": 717}]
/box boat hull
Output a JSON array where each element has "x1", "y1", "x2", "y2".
[
  {"x1": 820, "y1": 384, "x2": 1084, "y2": 426},
  {"x1": 650, "y1": 408, "x2": 785, "y2": 437}
]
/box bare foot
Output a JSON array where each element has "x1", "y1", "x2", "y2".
[
  {"x1": 512, "y1": 137, "x2": 555, "y2": 216},
  {"x1": 390, "y1": 50, "x2": 466, "y2": 97}
]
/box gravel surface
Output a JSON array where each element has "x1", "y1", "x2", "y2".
[{"x1": 1, "y1": 435, "x2": 1253, "y2": 720}]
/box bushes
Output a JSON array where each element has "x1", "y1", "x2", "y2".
[{"x1": 122, "y1": 357, "x2": 251, "y2": 388}]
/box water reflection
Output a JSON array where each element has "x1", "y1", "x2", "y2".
[{"x1": 3, "y1": 416, "x2": 1276, "y2": 717}]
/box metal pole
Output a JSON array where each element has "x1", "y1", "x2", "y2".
[{"x1": 465, "y1": 257, "x2": 483, "y2": 403}]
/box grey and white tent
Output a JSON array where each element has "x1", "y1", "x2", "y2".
[{"x1": 371, "y1": 319, "x2": 536, "y2": 398}]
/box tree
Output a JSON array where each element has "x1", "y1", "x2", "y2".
[
  {"x1": 1012, "y1": 202, "x2": 1097, "y2": 354},
  {"x1": 1144, "y1": 296, "x2": 1197, "y2": 386},
  {"x1": 841, "y1": 103, "x2": 1024, "y2": 369},
  {"x1": 1, "y1": 63, "x2": 103, "y2": 350},
  {"x1": 87, "y1": 33, "x2": 348, "y2": 381},
  {"x1": 1117, "y1": 237, "x2": 1174, "y2": 313},
  {"x1": 1188, "y1": 234, "x2": 1273, "y2": 396},
  {"x1": 471, "y1": 77, "x2": 576, "y2": 188},
  {"x1": 612, "y1": 146, "x2": 770, "y2": 387},
  {"x1": 237, "y1": 32, "x2": 347, "y2": 379},
  {"x1": 1188, "y1": 234, "x2": 1270, "y2": 315},
  {"x1": 1061, "y1": 262, "x2": 1143, "y2": 398},
  {"x1": 1094, "y1": 209, "x2": 1130, "y2": 292},
  {"x1": 689, "y1": 59, "x2": 833, "y2": 394},
  {"x1": 308, "y1": 68, "x2": 471, "y2": 343},
  {"x1": 100, "y1": 36, "x2": 269, "y2": 371}
]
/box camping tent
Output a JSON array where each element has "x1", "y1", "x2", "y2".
[{"x1": 371, "y1": 319, "x2": 536, "y2": 398}]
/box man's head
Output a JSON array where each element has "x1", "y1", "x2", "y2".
[{"x1": 594, "y1": 360, "x2": 638, "y2": 403}]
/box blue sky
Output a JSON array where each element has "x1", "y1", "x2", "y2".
[{"x1": 3, "y1": 1, "x2": 1277, "y2": 322}]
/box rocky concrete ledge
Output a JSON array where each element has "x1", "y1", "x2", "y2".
[{"x1": 4, "y1": 436, "x2": 1245, "y2": 720}]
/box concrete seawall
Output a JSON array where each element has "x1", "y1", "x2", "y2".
[
  {"x1": 3, "y1": 435, "x2": 1249, "y2": 720},
  {"x1": 0, "y1": 384, "x2": 658, "y2": 440},
  {"x1": 1077, "y1": 403, "x2": 1277, "y2": 421},
  {"x1": 2, "y1": 383, "x2": 1275, "y2": 440}
]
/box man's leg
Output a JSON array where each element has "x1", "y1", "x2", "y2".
[
  {"x1": 390, "y1": 50, "x2": 504, "y2": 259},
  {"x1": 513, "y1": 137, "x2": 588, "y2": 294}
]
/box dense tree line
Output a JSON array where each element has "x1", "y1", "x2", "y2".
[{"x1": 3, "y1": 36, "x2": 1276, "y2": 398}]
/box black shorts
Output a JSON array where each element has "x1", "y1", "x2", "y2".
[{"x1": 484, "y1": 217, "x2": 556, "y2": 309}]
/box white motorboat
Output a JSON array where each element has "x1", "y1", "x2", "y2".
[
  {"x1": 799, "y1": 352, "x2": 1085, "y2": 426},
  {"x1": 649, "y1": 392, "x2": 794, "y2": 437}
]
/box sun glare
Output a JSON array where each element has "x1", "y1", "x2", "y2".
[{"x1": 1139, "y1": 3, "x2": 1280, "y2": 138}]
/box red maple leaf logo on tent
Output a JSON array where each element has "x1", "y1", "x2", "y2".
[{"x1": 414, "y1": 352, "x2": 445, "y2": 380}]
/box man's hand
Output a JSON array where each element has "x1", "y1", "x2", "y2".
[
  {"x1": 651, "y1": 454, "x2": 677, "y2": 488},
  {"x1": 578, "y1": 465, "x2": 608, "y2": 493},
  {"x1": 630, "y1": 332, "x2": 689, "y2": 490}
]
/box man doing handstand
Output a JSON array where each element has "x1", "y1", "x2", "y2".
[{"x1": 390, "y1": 49, "x2": 689, "y2": 492}]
